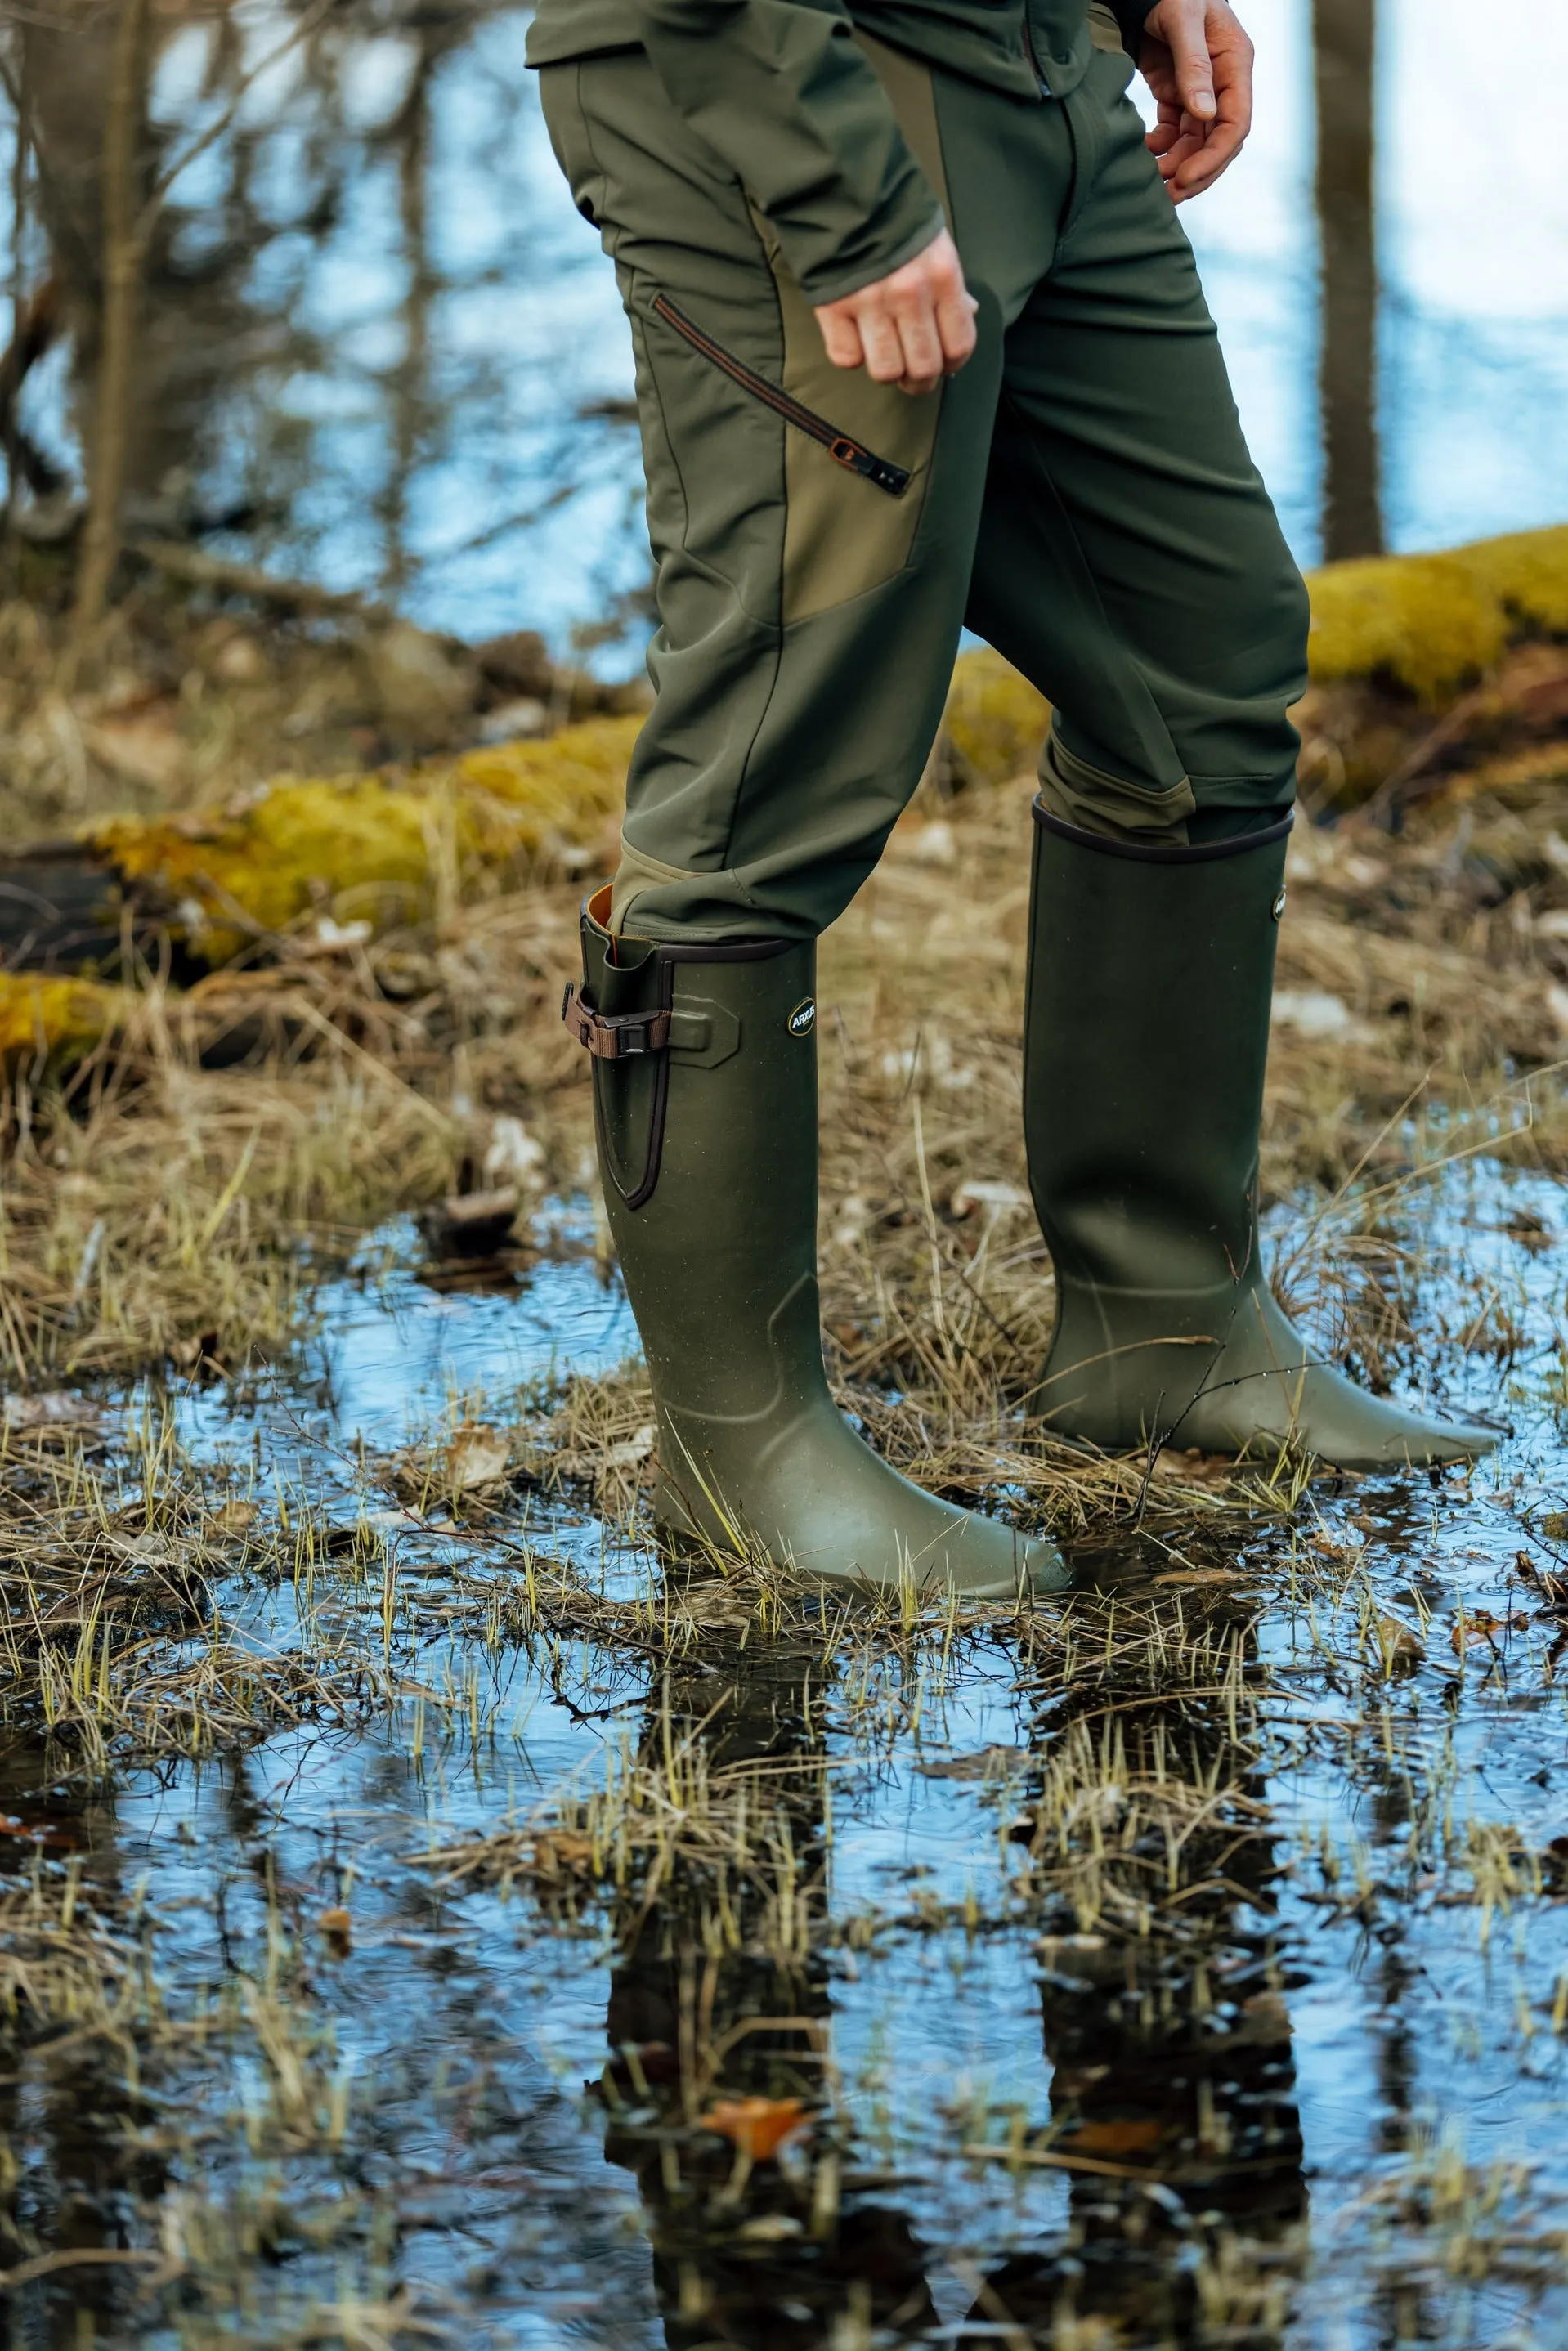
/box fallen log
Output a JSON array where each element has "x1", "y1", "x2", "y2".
[{"x1": 2, "y1": 527, "x2": 1564, "y2": 1081}]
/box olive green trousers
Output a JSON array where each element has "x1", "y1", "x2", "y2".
[{"x1": 541, "y1": 39, "x2": 1310, "y2": 941}]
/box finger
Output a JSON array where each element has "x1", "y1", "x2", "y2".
[
  {"x1": 933, "y1": 283, "x2": 978, "y2": 373},
  {"x1": 1154, "y1": 124, "x2": 1209, "y2": 177},
  {"x1": 856, "y1": 304, "x2": 908, "y2": 386},
  {"x1": 887, "y1": 288, "x2": 944, "y2": 391},
  {"x1": 1169, "y1": 88, "x2": 1248, "y2": 193},
  {"x1": 1170, "y1": 124, "x2": 1245, "y2": 194},
  {"x1": 1163, "y1": 1, "x2": 1216, "y2": 121},
  {"x1": 815, "y1": 304, "x2": 864, "y2": 372}
]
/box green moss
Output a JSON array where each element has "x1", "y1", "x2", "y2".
[
  {"x1": 943, "y1": 647, "x2": 1051, "y2": 786},
  {"x1": 0, "y1": 973, "x2": 128, "y2": 1080},
  {"x1": 87, "y1": 714, "x2": 643, "y2": 963},
  {"x1": 1306, "y1": 524, "x2": 1568, "y2": 701}
]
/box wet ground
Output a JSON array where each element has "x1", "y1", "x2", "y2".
[{"x1": 7, "y1": 1154, "x2": 1568, "y2": 2346}]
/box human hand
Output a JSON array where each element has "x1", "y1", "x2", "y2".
[
  {"x1": 1136, "y1": 0, "x2": 1254, "y2": 203},
  {"x1": 813, "y1": 227, "x2": 978, "y2": 396}
]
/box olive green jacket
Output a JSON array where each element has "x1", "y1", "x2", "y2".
[{"x1": 526, "y1": 0, "x2": 1150, "y2": 303}]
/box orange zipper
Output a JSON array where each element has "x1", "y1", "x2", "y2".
[{"x1": 652, "y1": 293, "x2": 912, "y2": 499}]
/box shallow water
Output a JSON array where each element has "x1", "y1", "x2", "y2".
[
  {"x1": 5, "y1": 0, "x2": 1567, "y2": 660},
  {"x1": 7, "y1": 1156, "x2": 1568, "y2": 2344}
]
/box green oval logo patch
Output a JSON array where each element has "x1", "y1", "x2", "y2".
[{"x1": 787, "y1": 998, "x2": 817, "y2": 1038}]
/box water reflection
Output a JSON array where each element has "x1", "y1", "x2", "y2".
[
  {"x1": 596, "y1": 1632, "x2": 941, "y2": 2348},
  {"x1": 979, "y1": 1576, "x2": 1306, "y2": 2344},
  {"x1": 0, "y1": 0, "x2": 1563, "y2": 659}
]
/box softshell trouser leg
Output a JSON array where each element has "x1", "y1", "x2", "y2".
[{"x1": 540, "y1": 37, "x2": 1308, "y2": 937}]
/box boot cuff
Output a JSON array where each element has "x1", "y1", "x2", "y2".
[{"x1": 1032, "y1": 800, "x2": 1294, "y2": 866}]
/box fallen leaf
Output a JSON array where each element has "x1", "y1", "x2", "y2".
[
  {"x1": 1450, "y1": 1608, "x2": 1530, "y2": 1653},
  {"x1": 0, "y1": 1814, "x2": 77, "y2": 1849},
  {"x1": 531, "y1": 1831, "x2": 595, "y2": 1877},
  {"x1": 445, "y1": 1422, "x2": 512, "y2": 1493},
  {"x1": 108, "y1": 1533, "x2": 181, "y2": 1566},
  {"x1": 1373, "y1": 1613, "x2": 1424, "y2": 1668},
  {"x1": 698, "y1": 2096, "x2": 809, "y2": 2161},
  {"x1": 1151, "y1": 1449, "x2": 1235, "y2": 1489},
  {"x1": 209, "y1": 1501, "x2": 259, "y2": 1536}
]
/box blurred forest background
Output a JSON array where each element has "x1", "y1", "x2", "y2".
[{"x1": 0, "y1": 0, "x2": 1563, "y2": 679}]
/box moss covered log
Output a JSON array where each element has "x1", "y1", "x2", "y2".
[{"x1": 2, "y1": 526, "x2": 1564, "y2": 1078}]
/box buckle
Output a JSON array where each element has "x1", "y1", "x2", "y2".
[{"x1": 562, "y1": 983, "x2": 671, "y2": 1060}]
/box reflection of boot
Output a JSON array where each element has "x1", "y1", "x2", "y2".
[
  {"x1": 597, "y1": 1645, "x2": 939, "y2": 2351},
  {"x1": 981, "y1": 1616, "x2": 1306, "y2": 2344},
  {"x1": 1023, "y1": 808, "x2": 1495, "y2": 1467},
  {"x1": 567, "y1": 887, "x2": 1066, "y2": 1598}
]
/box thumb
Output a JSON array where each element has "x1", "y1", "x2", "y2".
[{"x1": 1163, "y1": 5, "x2": 1217, "y2": 119}]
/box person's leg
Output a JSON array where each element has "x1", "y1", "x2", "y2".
[
  {"x1": 541, "y1": 46, "x2": 1006, "y2": 942},
  {"x1": 956, "y1": 54, "x2": 1494, "y2": 1466},
  {"x1": 540, "y1": 52, "x2": 1069, "y2": 1593},
  {"x1": 964, "y1": 45, "x2": 1308, "y2": 849}
]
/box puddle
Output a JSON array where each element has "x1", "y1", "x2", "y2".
[{"x1": 6, "y1": 1155, "x2": 1568, "y2": 2342}]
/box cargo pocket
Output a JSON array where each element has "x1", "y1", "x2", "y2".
[{"x1": 651, "y1": 293, "x2": 911, "y2": 498}]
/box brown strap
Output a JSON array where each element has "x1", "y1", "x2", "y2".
[{"x1": 562, "y1": 983, "x2": 671, "y2": 1060}]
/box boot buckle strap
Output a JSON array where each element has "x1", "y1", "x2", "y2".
[{"x1": 562, "y1": 984, "x2": 671, "y2": 1060}]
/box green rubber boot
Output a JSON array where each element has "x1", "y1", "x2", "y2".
[
  {"x1": 1022, "y1": 808, "x2": 1497, "y2": 1470},
  {"x1": 566, "y1": 889, "x2": 1066, "y2": 1600}
]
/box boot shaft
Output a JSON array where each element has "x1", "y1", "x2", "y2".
[
  {"x1": 574, "y1": 889, "x2": 823, "y2": 1422},
  {"x1": 1024, "y1": 807, "x2": 1292, "y2": 1297}
]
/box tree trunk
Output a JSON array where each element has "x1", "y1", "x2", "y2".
[
  {"x1": 70, "y1": 0, "x2": 150, "y2": 643},
  {"x1": 1314, "y1": 0, "x2": 1383, "y2": 560}
]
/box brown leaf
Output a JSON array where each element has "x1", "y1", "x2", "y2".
[
  {"x1": 209, "y1": 1501, "x2": 259, "y2": 1536},
  {"x1": 318, "y1": 1906, "x2": 353, "y2": 1951},
  {"x1": 1373, "y1": 1613, "x2": 1424, "y2": 1668},
  {"x1": 531, "y1": 1831, "x2": 595, "y2": 1878},
  {"x1": 0, "y1": 1814, "x2": 77, "y2": 1850},
  {"x1": 1450, "y1": 1608, "x2": 1530, "y2": 1652},
  {"x1": 698, "y1": 2096, "x2": 809, "y2": 2161}
]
